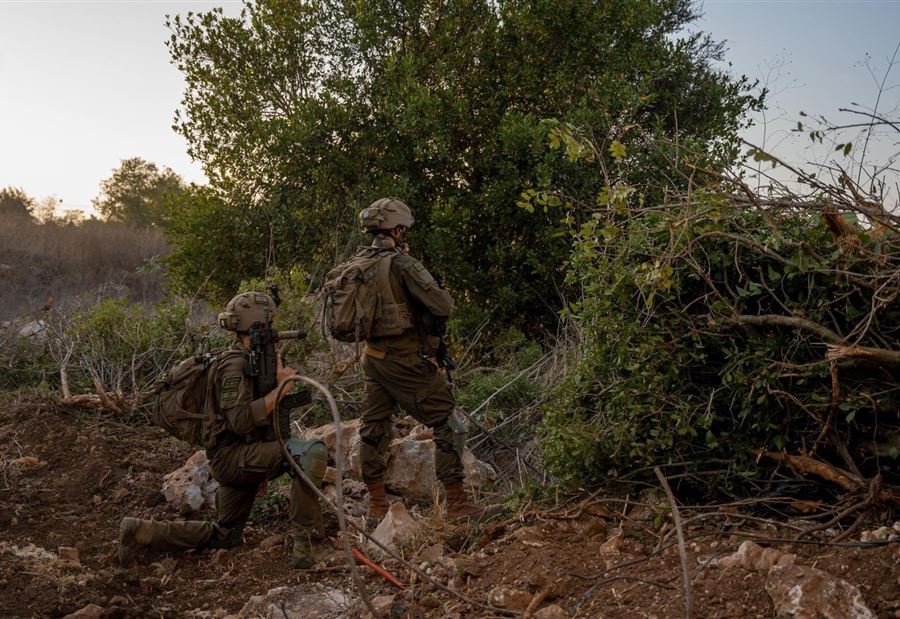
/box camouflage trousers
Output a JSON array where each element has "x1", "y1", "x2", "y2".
[
  {"x1": 136, "y1": 441, "x2": 322, "y2": 552},
  {"x1": 359, "y1": 352, "x2": 464, "y2": 485}
]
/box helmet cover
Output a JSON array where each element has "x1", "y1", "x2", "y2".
[
  {"x1": 359, "y1": 197, "x2": 414, "y2": 232},
  {"x1": 218, "y1": 291, "x2": 277, "y2": 332}
]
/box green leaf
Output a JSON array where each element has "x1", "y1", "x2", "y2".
[{"x1": 609, "y1": 140, "x2": 627, "y2": 161}]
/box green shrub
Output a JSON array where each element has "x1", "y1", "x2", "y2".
[
  {"x1": 237, "y1": 266, "x2": 325, "y2": 365},
  {"x1": 455, "y1": 327, "x2": 543, "y2": 426},
  {"x1": 0, "y1": 329, "x2": 56, "y2": 392},
  {"x1": 542, "y1": 193, "x2": 900, "y2": 493},
  {"x1": 60, "y1": 295, "x2": 214, "y2": 397}
]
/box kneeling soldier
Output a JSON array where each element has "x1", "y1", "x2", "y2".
[{"x1": 118, "y1": 292, "x2": 327, "y2": 568}]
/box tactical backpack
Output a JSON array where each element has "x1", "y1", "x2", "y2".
[
  {"x1": 323, "y1": 251, "x2": 413, "y2": 343},
  {"x1": 150, "y1": 350, "x2": 238, "y2": 446}
]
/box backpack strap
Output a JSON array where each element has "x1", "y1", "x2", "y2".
[{"x1": 204, "y1": 348, "x2": 244, "y2": 438}]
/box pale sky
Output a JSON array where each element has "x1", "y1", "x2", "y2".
[{"x1": 1, "y1": 0, "x2": 899, "y2": 215}]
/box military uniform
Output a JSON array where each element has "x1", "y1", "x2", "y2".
[
  {"x1": 119, "y1": 294, "x2": 325, "y2": 567},
  {"x1": 358, "y1": 235, "x2": 463, "y2": 486},
  {"x1": 350, "y1": 197, "x2": 499, "y2": 522}
]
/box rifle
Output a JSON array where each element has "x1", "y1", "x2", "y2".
[
  {"x1": 436, "y1": 336, "x2": 457, "y2": 385},
  {"x1": 245, "y1": 320, "x2": 310, "y2": 439}
]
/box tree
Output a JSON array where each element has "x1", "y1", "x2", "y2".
[
  {"x1": 32, "y1": 196, "x2": 61, "y2": 223},
  {"x1": 0, "y1": 187, "x2": 35, "y2": 218},
  {"x1": 166, "y1": 0, "x2": 759, "y2": 327},
  {"x1": 93, "y1": 158, "x2": 185, "y2": 228}
]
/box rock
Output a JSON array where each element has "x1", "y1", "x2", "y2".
[
  {"x1": 599, "y1": 528, "x2": 624, "y2": 554},
  {"x1": 308, "y1": 419, "x2": 361, "y2": 473},
  {"x1": 162, "y1": 451, "x2": 218, "y2": 514},
  {"x1": 384, "y1": 435, "x2": 436, "y2": 499},
  {"x1": 766, "y1": 564, "x2": 875, "y2": 619},
  {"x1": 369, "y1": 421, "x2": 497, "y2": 498},
  {"x1": 63, "y1": 604, "x2": 104, "y2": 618},
  {"x1": 57, "y1": 546, "x2": 81, "y2": 567},
  {"x1": 534, "y1": 604, "x2": 569, "y2": 619},
  {"x1": 576, "y1": 517, "x2": 607, "y2": 541},
  {"x1": 860, "y1": 526, "x2": 897, "y2": 542},
  {"x1": 259, "y1": 534, "x2": 284, "y2": 552},
  {"x1": 361, "y1": 595, "x2": 395, "y2": 619},
  {"x1": 486, "y1": 586, "x2": 532, "y2": 611},
  {"x1": 18, "y1": 319, "x2": 47, "y2": 340},
  {"x1": 718, "y1": 541, "x2": 795, "y2": 572},
  {"x1": 12, "y1": 456, "x2": 44, "y2": 468},
  {"x1": 419, "y1": 543, "x2": 444, "y2": 564},
  {"x1": 111, "y1": 485, "x2": 130, "y2": 504},
  {"x1": 370, "y1": 502, "x2": 418, "y2": 553},
  {"x1": 421, "y1": 596, "x2": 440, "y2": 609},
  {"x1": 237, "y1": 584, "x2": 351, "y2": 618},
  {"x1": 0, "y1": 541, "x2": 57, "y2": 563},
  {"x1": 455, "y1": 556, "x2": 487, "y2": 577}
]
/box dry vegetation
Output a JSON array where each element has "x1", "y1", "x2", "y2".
[{"x1": 0, "y1": 214, "x2": 168, "y2": 320}]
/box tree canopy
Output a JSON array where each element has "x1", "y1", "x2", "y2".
[
  {"x1": 0, "y1": 187, "x2": 35, "y2": 219},
  {"x1": 93, "y1": 158, "x2": 185, "y2": 228},
  {"x1": 166, "y1": 0, "x2": 759, "y2": 319}
]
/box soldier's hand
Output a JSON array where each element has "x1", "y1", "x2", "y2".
[
  {"x1": 276, "y1": 353, "x2": 296, "y2": 383},
  {"x1": 400, "y1": 242, "x2": 410, "y2": 255}
]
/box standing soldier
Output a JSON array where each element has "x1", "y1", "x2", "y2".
[
  {"x1": 353, "y1": 197, "x2": 500, "y2": 523},
  {"x1": 118, "y1": 292, "x2": 328, "y2": 568}
]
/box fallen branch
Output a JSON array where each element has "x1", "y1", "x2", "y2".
[
  {"x1": 654, "y1": 466, "x2": 693, "y2": 619},
  {"x1": 759, "y1": 451, "x2": 864, "y2": 493},
  {"x1": 732, "y1": 314, "x2": 900, "y2": 365}
]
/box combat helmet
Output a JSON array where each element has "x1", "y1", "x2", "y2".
[
  {"x1": 359, "y1": 197, "x2": 414, "y2": 232},
  {"x1": 218, "y1": 291, "x2": 276, "y2": 332}
]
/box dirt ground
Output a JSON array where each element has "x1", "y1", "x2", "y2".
[{"x1": 1, "y1": 403, "x2": 898, "y2": 618}]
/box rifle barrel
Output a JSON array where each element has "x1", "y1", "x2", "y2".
[{"x1": 277, "y1": 330, "x2": 307, "y2": 340}]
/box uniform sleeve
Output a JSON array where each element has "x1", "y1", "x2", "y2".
[
  {"x1": 215, "y1": 355, "x2": 269, "y2": 436},
  {"x1": 396, "y1": 256, "x2": 454, "y2": 317}
]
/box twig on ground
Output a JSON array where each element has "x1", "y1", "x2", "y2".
[{"x1": 654, "y1": 466, "x2": 693, "y2": 619}]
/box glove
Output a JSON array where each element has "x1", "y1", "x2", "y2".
[{"x1": 436, "y1": 339, "x2": 457, "y2": 371}]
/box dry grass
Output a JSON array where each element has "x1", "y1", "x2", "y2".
[{"x1": 0, "y1": 214, "x2": 169, "y2": 320}]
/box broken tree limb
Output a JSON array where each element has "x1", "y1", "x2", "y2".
[
  {"x1": 732, "y1": 314, "x2": 844, "y2": 344},
  {"x1": 732, "y1": 314, "x2": 900, "y2": 365},
  {"x1": 654, "y1": 466, "x2": 693, "y2": 619},
  {"x1": 760, "y1": 451, "x2": 864, "y2": 492}
]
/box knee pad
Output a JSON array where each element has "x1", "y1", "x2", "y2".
[
  {"x1": 448, "y1": 411, "x2": 469, "y2": 457},
  {"x1": 432, "y1": 413, "x2": 467, "y2": 459},
  {"x1": 285, "y1": 438, "x2": 328, "y2": 487}
]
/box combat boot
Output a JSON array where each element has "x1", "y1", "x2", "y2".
[
  {"x1": 365, "y1": 479, "x2": 389, "y2": 525},
  {"x1": 291, "y1": 530, "x2": 326, "y2": 569},
  {"x1": 117, "y1": 517, "x2": 154, "y2": 566},
  {"x1": 444, "y1": 482, "x2": 502, "y2": 523}
]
